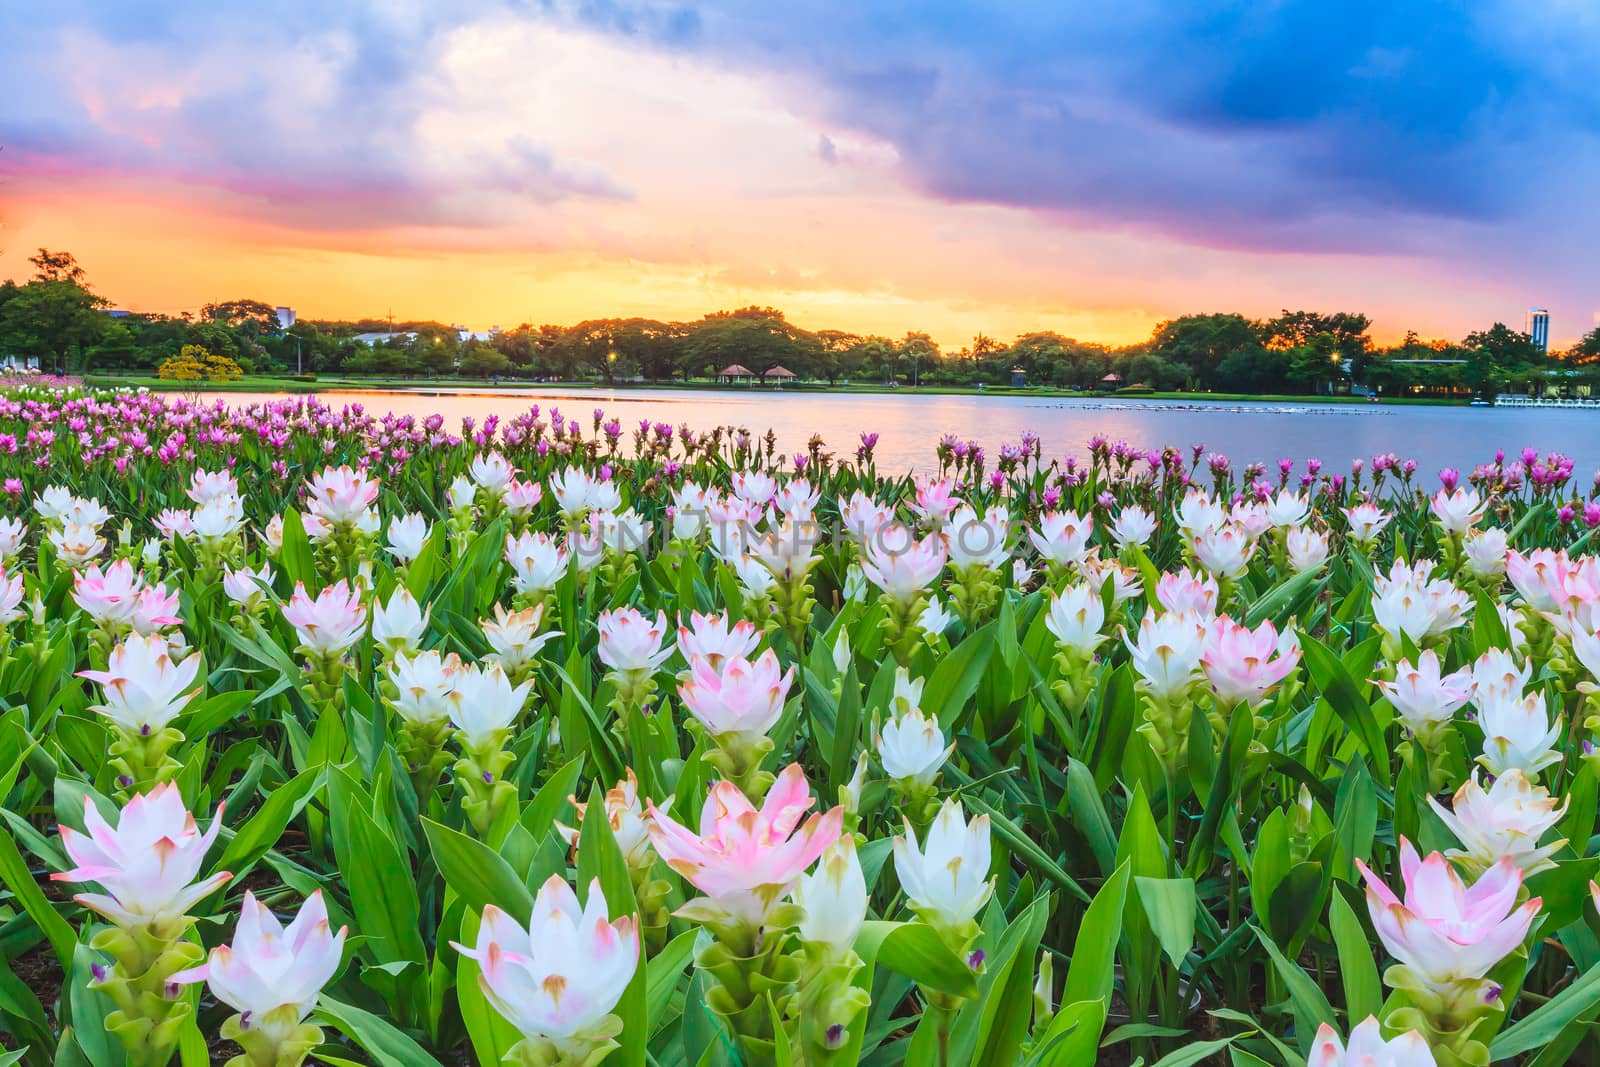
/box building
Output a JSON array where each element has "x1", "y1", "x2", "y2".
[
  {"x1": 1527, "y1": 308, "x2": 1550, "y2": 354},
  {"x1": 275, "y1": 307, "x2": 296, "y2": 330}
]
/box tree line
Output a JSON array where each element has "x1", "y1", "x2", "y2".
[{"x1": 4, "y1": 249, "x2": 1598, "y2": 397}]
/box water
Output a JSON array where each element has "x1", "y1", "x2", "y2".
[{"x1": 216, "y1": 385, "x2": 1600, "y2": 478}]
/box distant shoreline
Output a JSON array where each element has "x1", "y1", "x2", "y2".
[{"x1": 83, "y1": 374, "x2": 1469, "y2": 407}]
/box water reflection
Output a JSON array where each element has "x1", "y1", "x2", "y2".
[{"x1": 216, "y1": 386, "x2": 1600, "y2": 477}]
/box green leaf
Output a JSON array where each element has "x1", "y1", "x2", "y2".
[
  {"x1": 423, "y1": 818, "x2": 536, "y2": 926},
  {"x1": 1329, "y1": 887, "x2": 1381, "y2": 1025},
  {"x1": 1301, "y1": 632, "x2": 1391, "y2": 786},
  {"x1": 315, "y1": 995, "x2": 445, "y2": 1067},
  {"x1": 1134, "y1": 877, "x2": 1197, "y2": 968},
  {"x1": 0, "y1": 826, "x2": 77, "y2": 966},
  {"x1": 875, "y1": 922, "x2": 980, "y2": 999},
  {"x1": 1491, "y1": 955, "x2": 1600, "y2": 1060},
  {"x1": 1253, "y1": 926, "x2": 1333, "y2": 1055},
  {"x1": 1063, "y1": 862, "x2": 1131, "y2": 1006}
]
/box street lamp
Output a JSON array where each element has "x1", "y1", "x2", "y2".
[{"x1": 284, "y1": 331, "x2": 303, "y2": 375}]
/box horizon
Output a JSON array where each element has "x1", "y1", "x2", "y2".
[{"x1": 3, "y1": 3, "x2": 1597, "y2": 350}]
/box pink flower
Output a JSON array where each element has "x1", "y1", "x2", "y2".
[
  {"x1": 675, "y1": 612, "x2": 761, "y2": 669},
  {"x1": 1357, "y1": 839, "x2": 1540, "y2": 993},
  {"x1": 678, "y1": 650, "x2": 793, "y2": 741},
  {"x1": 1200, "y1": 617, "x2": 1301, "y2": 707},
  {"x1": 860, "y1": 533, "x2": 947, "y2": 603},
  {"x1": 596, "y1": 607, "x2": 671, "y2": 674},
  {"x1": 281, "y1": 581, "x2": 368, "y2": 657},
  {"x1": 305, "y1": 465, "x2": 380, "y2": 526},
  {"x1": 1028, "y1": 511, "x2": 1095, "y2": 567},
  {"x1": 72, "y1": 560, "x2": 148, "y2": 626},
  {"x1": 1376, "y1": 651, "x2": 1472, "y2": 740},
  {"x1": 169, "y1": 891, "x2": 345, "y2": 1042},
  {"x1": 452, "y1": 876, "x2": 638, "y2": 1050},
  {"x1": 1309, "y1": 1018, "x2": 1436, "y2": 1067},
  {"x1": 52, "y1": 783, "x2": 231, "y2": 928},
  {"x1": 1154, "y1": 567, "x2": 1219, "y2": 618},
  {"x1": 910, "y1": 477, "x2": 961, "y2": 526},
  {"x1": 647, "y1": 764, "x2": 842, "y2": 924}
]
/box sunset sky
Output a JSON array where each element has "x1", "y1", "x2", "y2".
[{"x1": 2, "y1": 2, "x2": 1597, "y2": 349}]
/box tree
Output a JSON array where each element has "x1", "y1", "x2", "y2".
[
  {"x1": 459, "y1": 345, "x2": 512, "y2": 378},
  {"x1": 157, "y1": 344, "x2": 243, "y2": 381},
  {"x1": 28, "y1": 249, "x2": 88, "y2": 285},
  {"x1": 681, "y1": 309, "x2": 821, "y2": 381},
  {"x1": 1571, "y1": 326, "x2": 1600, "y2": 365},
  {"x1": 1146, "y1": 314, "x2": 1265, "y2": 389},
  {"x1": 201, "y1": 299, "x2": 282, "y2": 337},
  {"x1": 0, "y1": 280, "x2": 106, "y2": 372}
]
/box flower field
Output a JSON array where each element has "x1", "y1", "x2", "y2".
[{"x1": 2, "y1": 384, "x2": 1600, "y2": 1067}]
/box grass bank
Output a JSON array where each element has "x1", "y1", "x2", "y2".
[{"x1": 84, "y1": 373, "x2": 1470, "y2": 406}]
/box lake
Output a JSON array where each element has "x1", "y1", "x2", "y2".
[{"x1": 217, "y1": 386, "x2": 1600, "y2": 479}]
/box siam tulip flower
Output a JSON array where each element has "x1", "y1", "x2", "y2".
[
  {"x1": 679, "y1": 649, "x2": 794, "y2": 744},
  {"x1": 1154, "y1": 567, "x2": 1219, "y2": 618},
  {"x1": 774, "y1": 478, "x2": 820, "y2": 520},
  {"x1": 170, "y1": 891, "x2": 346, "y2": 1065},
  {"x1": 0, "y1": 516, "x2": 25, "y2": 562},
  {"x1": 1463, "y1": 527, "x2": 1509, "y2": 578},
  {"x1": 893, "y1": 798, "x2": 993, "y2": 941},
  {"x1": 1080, "y1": 555, "x2": 1142, "y2": 606},
  {"x1": 891, "y1": 668, "x2": 925, "y2": 717},
  {"x1": 1471, "y1": 648, "x2": 1530, "y2": 706},
  {"x1": 1044, "y1": 582, "x2": 1106, "y2": 654},
  {"x1": 1175, "y1": 490, "x2": 1226, "y2": 539},
  {"x1": 794, "y1": 837, "x2": 868, "y2": 954},
  {"x1": 481, "y1": 603, "x2": 559, "y2": 682},
  {"x1": 647, "y1": 763, "x2": 842, "y2": 927},
  {"x1": 909, "y1": 476, "x2": 961, "y2": 525},
  {"x1": 262, "y1": 515, "x2": 285, "y2": 555},
  {"x1": 861, "y1": 532, "x2": 947, "y2": 603},
  {"x1": 1308, "y1": 1018, "x2": 1437, "y2": 1067},
  {"x1": 78, "y1": 632, "x2": 201, "y2": 736},
  {"x1": 305, "y1": 465, "x2": 380, "y2": 526},
  {"x1": 731, "y1": 470, "x2": 778, "y2": 506},
  {"x1": 370, "y1": 587, "x2": 429, "y2": 655},
  {"x1": 388, "y1": 649, "x2": 463, "y2": 727},
  {"x1": 1505, "y1": 548, "x2": 1569, "y2": 613},
  {"x1": 838, "y1": 490, "x2": 893, "y2": 542},
  {"x1": 1430, "y1": 770, "x2": 1567, "y2": 876},
  {"x1": 190, "y1": 494, "x2": 246, "y2": 545},
  {"x1": 748, "y1": 519, "x2": 822, "y2": 581},
  {"x1": 49, "y1": 521, "x2": 105, "y2": 566},
  {"x1": 1190, "y1": 521, "x2": 1255, "y2": 580},
  {"x1": 386, "y1": 512, "x2": 431, "y2": 563},
  {"x1": 557, "y1": 770, "x2": 658, "y2": 870},
  {"x1": 1265, "y1": 490, "x2": 1310, "y2": 528},
  {"x1": 1377, "y1": 651, "x2": 1473, "y2": 741},
  {"x1": 596, "y1": 607, "x2": 672, "y2": 674},
  {"x1": 1430, "y1": 486, "x2": 1486, "y2": 534},
  {"x1": 1028, "y1": 511, "x2": 1095, "y2": 569},
  {"x1": 1357, "y1": 840, "x2": 1539, "y2": 995},
  {"x1": 676, "y1": 611, "x2": 761, "y2": 668},
  {"x1": 1477, "y1": 690, "x2": 1562, "y2": 779},
  {"x1": 222, "y1": 564, "x2": 275, "y2": 612},
  {"x1": 186, "y1": 468, "x2": 239, "y2": 504},
  {"x1": 452, "y1": 876, "x2": 639, "y2": 1062},
  {"x1": 1110, "y1": 505, "x2": 1157, "y2": 549},
  {"x1": 1286, "y1": 526, "x2": 1330, "y2": 572},
  {"x1": 469, "y1": 451, "x2": 517, "y2": 494},
  {"x1": 63, "y1": 496, "x2": 112, "y2": 529},
  {"x1": 732, "y1": 552, "x2": 777, "y2": 599},
  {"x1": 52, "y1": 783, "x2": 231, "y2": 929},
  {"x1": 129, "y1": 586, "x2": 183, "y2": 636},
  {"x1": 0, "y1": 569, "x2": 23, "y2": 625},
  {"x1": 1200, "y1": 617, "x2": 1301, "y2": 708},
  {"x1": 505, "y1": 531, "x2": 570, "y2": 597},
  {"x1": 445, "y1": 661, "x2": 533, "y2": 751},
  {"x1": 154, "y1": 507, "x2": 195, "y2": 540},
  {"x1": 282, "y1": 581, "x2": 367, "y2": 658},
  {"x1": 593, "y1": 507, "x2": 652, "y2": 556},
  {"x1": 1230, "y1": 501, "x2": 1273, "y2": 540},
  {"x1": 35, "y1": 484, "x2": 74, "y2": 523},
  {"x1": 1124, "y1": 609, "x2": 1207, "y2": 702},
  {"x1": 73, "y1": 559, "x2": 151, "y2": 627},
  {"x1": 502, "y1": 479, "x2": 544, "y2": 519},
  {"x1": 447, "y1": 475, "x2": 477, "y2": 512},
  {"x1": 945, "y1": 505, "x2": 1012, "y2": 569},
  {"x1": 877, "y1": 703, "x2": 952, "y2": 787},
  {"x1": 1342, "y1": 502, "x2": 1392, "y2": 546},
  {"x1": 918, "y1": 595, "x2": 954, "y2": 637}
]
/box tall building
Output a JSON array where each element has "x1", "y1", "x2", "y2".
[{"x1": 1527, "y1": 307, "x2": 1550, "y2": 354}]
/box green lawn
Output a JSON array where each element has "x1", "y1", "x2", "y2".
[{"x1": 83, "y1": 373, "x2": 1469, "y2": 406}]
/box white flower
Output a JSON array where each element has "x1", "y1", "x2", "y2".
[
  {"x1": 795, "y1": 838, "x2": 867, "y2": 953},
  {"x1": 190, "y1": 495, "x2": 246, "y2": 544},
  {"x1": 1308, "y1": 1018, "x2": 1437, "y2": 1067},
  {"x1": 222, "y1": 564, "x2": 275, "y2": 611},
  {"x1": 945, "y1": 505, "x2": 1011, "y2": 569},
  {"x1": 1111, "y1": 506, "x2": 1156, "y2": 549},
  {"x1": 470, "y1": 452, "x2": 517, "y2": 494},
  {"x1": 1463, "y1": 527, "x2": 1509, "y2": 579},
  {"x1": 371, "y1": 587, "x2": 429, "y2": 653},
  {"x1": 1190, "y1": 522, "x2": 1255, "y2": 580},
  {"x1": 387, "y1": 513, "x2": 431, "y2": 563},
  {"x1": 893, "y1": 799, "x2": 993, "y2": 931},
  {"x1": 1266, "y1": 491, "x2": 1310, "y2": 529},
  {"x1": 918, "y1": 597, "x2": 953, "y2": 637},
  {"x1": 1123, "y1": 609, "x2": 1206, "y2": 701},
  {"x1": 1286, "y1": 527, "x2": 1330, "y2": 572},
  {"x1": 1045, "y1": 582, "x2": 1106, "y2": 654},
  {"x1": 596, "y1": 608, "x2": 672, "y2": 674},
  {"x1": 446, "y1": 661, "x2": 533, "y2": 749},
  {"x1": 1430, "y1": 487, "x2": 1485, "y2": 534},
  {"x1": 77, "y1": 632, "x2": 201, "y2": 734},
  {"x1": 1430, "y1": 770, "x2": 1567, "y2": 876},
  {"x1": 1029, "y1": 511, "x2": 1095, "y2": 568},
  {"x1": 877, "y1": 705, "x2": 952, "y2": 786},
  {"x1": 481, "y1": 604, "x2": 559, "y2": 678},
  {"x1": 505, "y1": 531, "x2": 570, "y2": 595},
  {"x1": 1477, "y1": 690, "x2": 1562, "y2": 779},
  {"x1": 861, "y1": 533, "x2": 947, "y2": 603}
]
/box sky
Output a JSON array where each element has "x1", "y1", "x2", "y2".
[{"x1": 1, "y1": 1, "x2": 1597, "y2": 349}]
